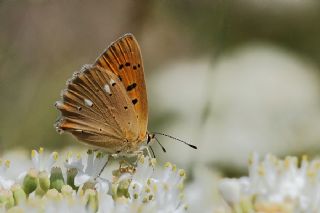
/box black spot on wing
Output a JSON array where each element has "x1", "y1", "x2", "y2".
[
  {"x1": 132, "y1": 99, "x2": 138, "y2": 105},
  {"x1": 126, "y1": 83, "x2": 137, "y2": 91}
]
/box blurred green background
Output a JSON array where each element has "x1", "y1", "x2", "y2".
[{"x1": 1, "y1": 0, "x2": 320, "y2": 176}]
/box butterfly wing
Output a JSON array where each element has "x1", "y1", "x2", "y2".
[
  {"x1": 55, "y1": 65, "x2": 139, "y2": 153},
  {"x1": 94, "y1": 34, "x2": 148, "y2": 141}
]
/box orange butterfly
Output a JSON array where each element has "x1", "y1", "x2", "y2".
[{"x1": 55, "y1": 33, "x2": 196, "y2": 155}]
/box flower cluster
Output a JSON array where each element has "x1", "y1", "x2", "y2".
[
  {"x1": 4, "y1": 149, "x2": 320, "y2": 212},
  {"x1": 0, "y1": 148, "x2": 187, "y2": 213},
  {"x1": 219, "y1": 153, "x2": 320, "y2": 212}
]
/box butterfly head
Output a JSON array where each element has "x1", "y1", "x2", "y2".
[{"x1": 146, "y1": 133, "x2": 155, "y2": 145}]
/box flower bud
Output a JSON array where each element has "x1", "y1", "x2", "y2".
[
  {"x1": 22, "y1": 168, "x2": 38, "y2": 195},
  {"x1": 38, "y1": 171, "x2": 50, "y2": 192},
  {"x1": 82, "y1": 181, "x2": 95, "y2": 192},
  {"x1": 46, "y1": 188, "x2": 62, "y2": 201},
  {"x1": 61, "y1": 185, "x2": 73, "y2": 197},
  {"x1": 11, "y1": 184, "x2": 26, "y2": 205},
  {"x1": 50, "y1": 167, "x2": 64, "y2": 192},
  {"x1": 66, "y1": 168, "x2": 78, "y2": 190},
  {"x1": 85, "y1": 189, "x2": 97, "y2": 213},
  {"x1": 0, "y1": 189, "x2": 14, "y2": 209}
]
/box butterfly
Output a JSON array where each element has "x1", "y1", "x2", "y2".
[{"x1": 55, "y1": 33, "x2": 196, "y2": 155}]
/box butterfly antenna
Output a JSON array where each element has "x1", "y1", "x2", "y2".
[{"x1": 151, "y1": 132, "x2": 197, "y2": 149}]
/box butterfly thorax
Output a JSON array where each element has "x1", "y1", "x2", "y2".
[{"x1": 123, "y1": 132, "x2": 148, "y2": 152}]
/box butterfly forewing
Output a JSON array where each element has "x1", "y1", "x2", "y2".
[
  {"x1": 55, "y1": 65, "x2": 139, "y2": 153},
  {"x1": 94, "y1": 34, "x2": 148, "y2": 141}
]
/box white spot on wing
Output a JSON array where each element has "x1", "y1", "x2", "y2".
[
  {"x1": 84, "y1": 99, "x2": 93, "y2": 107},
  {"x1": 104, "y1": 84, "x2": 111, "y2": 94},
  {"x1": 110, "y1": 79, "x2": 116, "y2": 85},
  {"x1": 54, "y1": 101, "x2": 63, "y2": 108},
  {"x1": 56, "y1": 127, "x2": 64, "y2": 134}
]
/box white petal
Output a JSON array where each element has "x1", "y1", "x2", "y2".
[
  {"x1": 17, "y1": 171, "x2": 27, "y2": 182},
  {"x1": 74, "y1": 173, "x2": 91, "y2": 186},
  {"x1": 45, "y1": 152, "x2": 58, "y2": 172},
  {"x1": 93, "y1": 155, "x2": 109, "y2": 177},
  {"x1": 95, "y1": 181, "x2": 109, "y2": 193},
  {"x1": 31, "y1": 150, "x2": 40, "y2": 170},
  {"x1": 84, "y1": 152, "x2": 94, "y2": 175},
  {"x1": 97, "y1": 191, "x2": 114, "y2": 213},
  {"x1": 65, "y1": 156, "x2": 84, "y2": 171},
  {"x1": 0, "y1": 177, "x2": 14, "y2": 190},
  {"x1": 118, "y1": 173, "x2": 132, "y2": 182},
  {"x1": 219, "y1": 178, "x2": 241, "y2": 205}
]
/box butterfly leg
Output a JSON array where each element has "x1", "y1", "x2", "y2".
[
  {"x1": 97, "y1": 155, "x2": 112, "y2": 178},
  {"x1": 139, "y1": 145, "x2": 154, "y2": 159},
  {"x1": 149, "y1": 146, "x2": 156, "y2": 158}
]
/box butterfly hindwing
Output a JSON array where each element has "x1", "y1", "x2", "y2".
[
  {"x1": 55, "y1": 65, "x2": 139, "y2": 152},
  {"x1": 94, "y1": 34, "x2": 148, "y2": 141}
]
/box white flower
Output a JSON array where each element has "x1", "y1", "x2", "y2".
[
  {"x1": 31, "y1": 148, "x2": 58, "y2": 173},
  {"x1": 119, "y1": 156, "x2": 187, "y2": 213},
  {"x1": 219, "y1": 179, "x2": 241, "y2": 205},
  {"x1": 0, "y1": 149, "x2": 191, "y2": 212},
  {"x1": 74, "y1": 150, "x2": 109, "y2": 187},
  {"x1": 14, "y1": 187, "x2": 88, "y2": 213},
  {"x1": 185, "y1": 166, "x2": 228, "y2": 213},
  {"x1": 18, "y1": 148, "x2": 58, "y2": 181},
  {"x1": 95, "y1": 181, "x2": 114, "y2": 213},
  {"x1": 219, "y1": 153, "x2": 320, "y2": 212},
  {"x1": 64, "y1": 151, "x2": 84, "y2": 171},
  {"x1": 0, "y1": 159, "x2": 14, "y2": 190}
]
